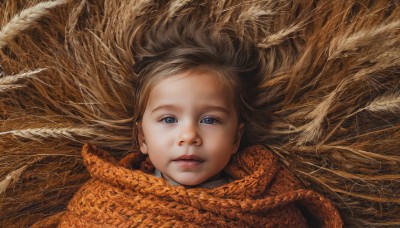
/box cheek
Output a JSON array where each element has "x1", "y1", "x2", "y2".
[
  {"x1": 144, "y1": 126, "x2": 174, "y2": 149},
  {"x1": 209, "y1": 147, "x2": 232, "y2": 171},
  {"x1": 207, "y1": 125, "x2": 237, "y2": 144},
  {"x1": 147, "y1": 151, "x2": 165, "y2": 167},
  {"x1": 204, "y1": 134, "x2": 235, "y2": 157},
  {"x1": 204, "y1": 125, "x2": 238, "y2": 156}
]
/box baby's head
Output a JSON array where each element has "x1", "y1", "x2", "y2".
[{"x1": 132, "y1": 23, "x2": 264, "y2": 186}]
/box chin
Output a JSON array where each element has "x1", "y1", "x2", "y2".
[
  {"x1": 175, "y1": 177, "x2": 206, "y2": 187},
  {"x1": 179, "y1": 180, "x2": 202, "y2": 186}
]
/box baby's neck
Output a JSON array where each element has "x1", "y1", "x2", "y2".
[{"x1": 153, "y1": 169, "x2": 231, "y2": 189}]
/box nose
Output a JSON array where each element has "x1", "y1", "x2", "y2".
[{"x1": 178, "y1": 122, "x2": 202, "y2": 146}]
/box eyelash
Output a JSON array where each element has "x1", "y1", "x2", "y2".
[
  {"x1": 201, "y1": 116, "x2": 221, "y2": 124},
  {"x1": 160, "y1": 116, "x2": 177, "y2": 124},
  {"x1": 159, "y1": 115, "x2": 221, "y2": 124}
]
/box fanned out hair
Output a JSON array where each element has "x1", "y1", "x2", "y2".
[
  {"x1": 131, "y1": 16, "x2": 268, "y2": 151},
  {"x1": 0, "y1": 0, "x2": 399, "y2": 227}
]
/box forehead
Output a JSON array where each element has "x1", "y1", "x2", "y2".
[{"x1": 146, "y1": 70, "x2": 235, "y2": 109}]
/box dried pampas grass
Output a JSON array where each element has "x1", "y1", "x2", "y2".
[
  {"x1": 329, "y1": 20, "x2": 400, "y2": 60},
  {"x1": 0, "y1": 0, "x2": 399, "y2": 227},
  {"x1": 0, "y1": 68, "x2": 46, "y2": 92},
  {"x1": 0, "y1": 127, "x2": 97, "y2": 141},
  {"x1": 0, "y1": 0, "x2": 67, "y2": 49},
  {"x1": 0, "y1": 156, "x2": 44, "y2": 194},
  {"x1": 258, "y1": 23, "x2": 303, "y2": 49},
  {"x1": 168, "y1": 0, "x2": 192, "y2": 17},
  {"x1": 365, "y1": 93, "x2": 400, "y2": 113}
]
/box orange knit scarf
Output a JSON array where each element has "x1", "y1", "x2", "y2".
[{"x1": 50, "y1": 144, "x2": 342, "y2": 227}]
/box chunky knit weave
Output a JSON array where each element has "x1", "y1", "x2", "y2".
[{"x1": 51, "y1": 144, "x2": 342, "y2": 227}]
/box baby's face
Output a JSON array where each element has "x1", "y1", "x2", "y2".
[{"x1": 138, "y1": 70, "x2": 243, "y2": 186}]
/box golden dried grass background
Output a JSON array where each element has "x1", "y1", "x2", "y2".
[{"x1": 0, "y1": 0, "x2": 399, "y2": 227}]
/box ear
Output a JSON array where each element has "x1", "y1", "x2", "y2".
[
  {"x1": 137, "y1": 122, "x2": 148, "y2": 154},
  {"x1": 232, "y1": 122, "x2": 244, "y2": 154}
]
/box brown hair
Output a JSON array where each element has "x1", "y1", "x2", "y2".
[{"x1": 132, "y1": 17, "x2": 267, "y2": 150}]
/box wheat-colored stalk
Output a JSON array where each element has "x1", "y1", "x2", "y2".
[
  {"x1": 0, "y1": 84, "x2": 26, "y2": 92},
  {"x1": 296, "y1": 78, "x2": 353, "y2": 144},
  {"x1": 0, "y1": 127, "x2": 98, "y2": 141},
  {"x1": 0, "y1": 68, "x2": 46, "y2": 84},
  {"x1": 0, "y1": 0, "x2": 67, "y2": 49},
  {"x1": 296, "y1": 144, "x2": 400, "y2": 162},
  {"x1": 0, "y1": 165, "x2": 28, "y2": 194},
  {"x1": 365, "y1": 93, "x2": 400, "y2": 113},
  {"x1": 296, "y1": 89, "x2": 337, "y2": 144},
  {"x1": 300, "y1": 91, "x2": 400, "y2": 145},
  {"x1": 168, "y1": 0, "x2": 192, "y2": 17},
  {"x1": 325, "y1": 145, "x2": 400, "y2": 162},
  {"x1": 353, "y1": 49, "x2": 400, "y2": 81},
  {"x1": 0, "y1": 68, "x2": 46, "y2": 92},
  {"x1": 300, "y1": 168, "x2": 400, "y2": 204},
  {"x1": 237, "y1": 5, "x2": 274, "y2": 23},
  {"x1": 120, "y1": 0, "x2": 152, "y2": 18},
  {"x1": 258, "y1": 23, "x2": 302, "y2": 49},
  {"x1": 329, "y1": 20, "x2": 400, "y2": 59},
  {"x1": 296, "y1": 114, "x2": 325, "y2": 145},
  {"x1": 0, "y1": 157, "x2": 44, "y2": 194},
  {"x1": 305, "y1": 161, "x2": 400, "y2": 181}
]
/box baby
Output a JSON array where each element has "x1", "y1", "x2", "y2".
[
  {"x1": 131, "y1": 23, "x2": 265, "y2": 188},
  {"x1": 136, "y1": 68, "x2": 243, "y2": 187},
  {"x1": 53, "y1": 21, "x2": 342, "y2": 228}
]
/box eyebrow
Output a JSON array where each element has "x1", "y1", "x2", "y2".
[
  {"x1": 200, "y1": 105, "x2": 230, "y2": 115},
  {"x1": 151, "y1": 105, "x2": 181, "y2": 114},
  {"x1": 151, "y1": 104, "x2": 230, "y2": 115}
]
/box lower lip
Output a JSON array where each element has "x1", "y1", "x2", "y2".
[{"x1": 173, "y1": 160, "x2": 203, "y2": 169}]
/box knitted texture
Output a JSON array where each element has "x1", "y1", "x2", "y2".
[{"x1": 53, "y1": 144, "x2": 343, "y2": 227}]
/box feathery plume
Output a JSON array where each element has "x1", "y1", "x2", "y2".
[
  {"x1": 296, "y1": 114, "x2": 325, "y2": 145},
  {"x1": 297, "y1": 78, "x2": 353, "y2": 144},
  {"x1": 258, "y1": 23, "x2": 302, "y2": 49},
  {"x1": 0, "y1": 166, "x2": 28, "y2": 194},
  {"x1": 365, "y1": 93, "x2": 400, "y2": 113},
  {"x1": 296, "y1": 87, "x2": 339, "y2": 144},
  {"x1": 329, "y1": 20, "x2": 400, "y2": 59},
  {"x1": 0, "y1": 157, "x2": 44, "y2": 194},
  {"x1": 168, "y1": 0, "x2": 192, "y2": 17},
  {"x1": 0, "y1": 127, "x2": 98, "y2": 142},
  {"x1": 0, "y1": 84, "x2": 24, "y2": 92},
  {"x1": 353, "y1": 49, "x2": 400, "y2": 81},
  {"x1": 0, "y1": 68, "x2": 46, "y2": 92},
  {"x1": 0, "y1": 0, "x2": 67, "y2": 49},
  {"x1": 237, "y1": 5, "x2": 274, "y2": 23}
]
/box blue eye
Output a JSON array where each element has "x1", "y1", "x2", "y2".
[
  {"x1": 161, "y1": 117, "x2": 177, "y2": 124},
  {"x1": 201, "y1": 116, "x2": 218, "y2": 124}
]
